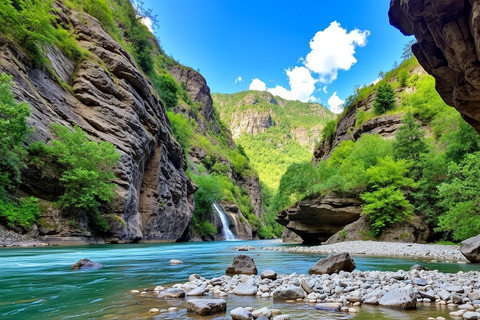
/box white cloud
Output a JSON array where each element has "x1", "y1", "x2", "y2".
[
  {"x1": 304, "y1": 21, "x2": 370, "y2": 83},
  {"x1": 234, "y1": 76, "x2": 243, "y2": 84},
  {"x1": 328, "y1": 92, "x2": 344, "y2": 114},
  {"x1": 140, "y1": 17, "x2": 153, "y2": 33},
  {"x1": 249, "y1": 78, "x2": 267, "y2": 91},
  {"x1": 267, "y1": 66, "x2": 317, "y2": 102},
  {"x1": 322, "y1": 86, "x2": 328, "y2": 94}
]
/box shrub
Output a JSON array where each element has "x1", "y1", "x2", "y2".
[
  {"x1": 322, "y1": 119, "x2": 337, "y2": 145},
  {"x1": 153, "y1": 74, "x2": 178, "y2": 110},
  {"x1": 0, "y1": 196, "x2": 40, "y2": 229}
]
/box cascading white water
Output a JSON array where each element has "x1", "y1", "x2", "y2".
[{"x1": 212, "y1": 202, "x2": 237, "y2": 241}]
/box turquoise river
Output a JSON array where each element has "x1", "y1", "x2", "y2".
[{"x1": 1, "y1": 240, "x2": 479, "y2": 319}]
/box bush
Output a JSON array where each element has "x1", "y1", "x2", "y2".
[
  {"x1": 153, "y1": 74, "x2": 178, "y2": 110},
  {"x1": 322, "y1": 119, "x2": 337, "y2": 145},
  {"x1": 167, "y1": 111, "x2": 193, "y2": 151},
  {"x1": 40, "y1": 125, "x2": 120, "y2": 233},
  {"x1": 360, "y1": 157, "x2": 415, "y2": 236},
  {"x1": 0, "y1": 196, "x2": 40, "y2": 229},
  {"x1": 373, "y1": 83, "x2": 395, "y2": 115}
]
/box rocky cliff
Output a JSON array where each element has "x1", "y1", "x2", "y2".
[
  {"x1": 389, "y1": 0, "x2": 480, "y2": 133},
  {"x1": 1, "y1": 2, "x2": 194, "y2": 244},
  {"x1": 276, "y1": 195, "x2": 362, "y2": 244}
]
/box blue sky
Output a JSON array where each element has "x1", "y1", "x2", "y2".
[{"x1": 143, "y1": 0, "x2": 413, "y2": 113}]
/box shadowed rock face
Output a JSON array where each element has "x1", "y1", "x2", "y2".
[
  {"x1": 275, "y1": 195, "x2": 362, "y2": 244},
  {"x1": 389, "y1": 0, "x2": 480, "y2": 133},
  {"x1": 0, "y1": 2, "x2": 194, "y2": 243}
]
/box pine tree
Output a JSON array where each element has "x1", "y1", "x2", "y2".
[
  {"x1": 373, "y1": 82, "x2": 395, "y2": 115},
  {"x1": 394, "y1": 111, "x2": 427, "y2": 162}
]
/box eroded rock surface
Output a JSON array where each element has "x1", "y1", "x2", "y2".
[
  {"x1": 276, "y1": 195, "x2": 362, "y2": 244},
  {"x1": 389, "y1": 0, "x2": 480, "y2": 133},
  {"x1": 461, "y1": 234, "x2": 480, "y2": 263},
  {"x1": 0, "y1": 2, "x2": 194, "y2": 243},
  {"x1": 308, "y1": 252, "x2": 356, "y2": 275}
]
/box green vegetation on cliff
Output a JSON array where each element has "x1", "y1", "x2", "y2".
[{"x1": 277, "y1": 57, "x2": 480, "y2": 241}]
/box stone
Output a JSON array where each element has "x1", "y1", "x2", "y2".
[
  {"x1": 261, "y1": 269, "x2": 277, "y2": 280},
  {"x1": 272, "y1": 285, "x2": 305, "y2": 300},
  {"x1": 148, "y1": 308, "x2": 159, "y2": 313},
  {"x1": 308, "y1": 252, "x2": 356, "y2": 275},
  {"x1": 71, "y1": 258, "x2": 102, "y2": 270},
  {"x1": 463, "y1": 312, "x2": 480, "y2": 320},
  {"x1": 300, "y1": 279, "x2": 313, "y2": 294},
  {"x1": 251, "y1": 307, "x2": 271, "y2": 319},
  {"x1": 167, "y1": 307, "x2": 178, "y2": 312},
  {"x1": 157, "y1": 288, "x2": 185, "y2": 298},
  {"x1": 233, "y1": 279, "x2": 258, "y2": 296},
  {"x1": 315, "y1": 302, "x2": 342, "y2": 311},
  {"x1": 461, "y1": 235, "x2": 480, "y2": 263},
  {"x1": 273, "y1": 316, "x2": 290, "y2": 320},
  {"x1": 230, "y1": 307, "x2": 253, "y2": 320},
  {"x1": 188, "y1": 274, "x2": 201, "y2": 282},
  {"x1": 226, "y1": 255, "x2": 258, "y2": 275},
  {"x1": 379, "y1": 287, "x2": 417, "y2": 309},
  {"x1": 410, "y1": 264, "x2": 430, "y2": 271},
  {"x1": 186, "y1": 299, "x2": 226, "y2": 315},
  {"x1": 169, "y1": 259, "x2": 183, "y2": 265},
  {"x1": 187, "y1": 286, "x2": 206, "y2": 296}
]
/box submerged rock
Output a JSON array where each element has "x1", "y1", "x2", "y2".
[
  {"x1": 226, "y1": 255, "x2": 258, "y2": 275},
  {"x1": 186, "y1": 298, "x2": 226, "y2": 315},
  {"x1": 308, "y1": 252, "x2": 356, "y2": 275},
  {"x1": 71, "y1": 258, "x2": 102, "y2": 270}
]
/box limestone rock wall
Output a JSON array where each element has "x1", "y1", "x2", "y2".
[
  {"x1": 0, "y1": 3, "x2": 194, "y2": 243},
  {"x1": 389, "y1": 0, "x2": 480, "y2": 133}
]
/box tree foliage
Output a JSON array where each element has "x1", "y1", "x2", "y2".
[
  {"x1": 373, "y1": 82, "x2": 395, "y2": 115},
  {"x1": 436, "y1": 152, "x2": 480, "y2": 240}
]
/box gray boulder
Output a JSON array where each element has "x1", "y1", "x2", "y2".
[
  {"x1": 158, "y1": 288, "x2": 185, "y2": 298},
  {"x1": 260, "y1": 269, "x2": 277, "y2": 280},
  {"x1": 379, "y1": 287, "x2": 417, "y2": 309},
  {"x1": 186, "y1": 298, "x2": 226, "y2": 315},
  {"x1": 230, "y1": 307, "x2": 253, "y2": 320},
  {"x1": 233, "y1": 279, "x2": 258, "y2": 296},
  {"x1": 226, "y1": 255, "x2": 258, "y2": 275},
  {"x1": 308, "y1": 252, "x2": 356, "y2": 275},
  {"x1": 187, "y1": 286, "x2": 206, "y2": 296},
  {"x1": 272, "y1": 285, "x2": 305, "y2": 300},
  {"x1": 461, "y1": 234, "x2": 480, "y2": 263},
  {"x1": 71, "y1": 258, "x2": 102, "y2": 270}
]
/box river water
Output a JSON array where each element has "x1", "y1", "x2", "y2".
[{"x1": 1, "y1": 240, "x2": 479, "y2": 319}]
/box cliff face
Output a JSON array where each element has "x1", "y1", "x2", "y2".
[
  {"x1": 389, "y1": 0, "x2": 480, "y2": 133},
  {"x1": 0, "y1": 3, "x2": 194, "y2": 243},
  {"x1": 230, "y1": 109, "x2": 273, "y2": 139}
]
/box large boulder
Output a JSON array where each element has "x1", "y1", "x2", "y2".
[
  {"x1": 308, "y1": 252, "x2": 356, "y2": 275},
  {"x1": 461, "y1": 234, "x2": 480, "y2": 263},
  {"x1": 272, "y1": 285, "x2": 305, "y2": 300},
  {"x1": 230, "y1": 307, "x2": 253, "y2": 320},
  {"x1": 186, "y1": 298, "x2": 226, "y2": 315},
  {"x1": 379, "y1": 287, "x2": 417, "y2": 309},
  {"x1": 71, "y1": 258, "x2": 102, "y2": 270},
  {"x1": 226, "y1": 255, "x2": 258, "y2": 275},
  {"x1": 157, "y1": 288, "x2": 185, "y2": 298}
]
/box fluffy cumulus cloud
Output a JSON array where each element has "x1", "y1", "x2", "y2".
[
  {"x1": 140, "y1": 17, "x2": 153, "y2": 33},
  {"x1": 267, "y1": 66, "x2": 317, "y2": 102},
  {"x1": 249, "y1": 78, "x2": 267, "y2": 91},
  {"x1": 328, "y1": 92, "x2": 344, "y2": 114},
  {"x1": 305, "y1": 21, "x2": 370, "y2": 83}
]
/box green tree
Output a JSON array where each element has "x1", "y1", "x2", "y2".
[
  {"x1": 45, "y1": 125, "x2": 120, "y2": 233},
  {"x1": 360, "y1": 157, "x2": 415, "y2": 236},
  {"x1": 373, "y1": 82, "x2": 395, "y2": 115},
  {"x1": 393, "y1": 112, "x2": 427, "y2": 177},
  {"x1": 0, "y1": 73, "x2": 32, "y2": 193},
  {"x1": 436, "y1": 152, "x2": 480, "y2": 241},
  {"x1": 322, "y1": 119, "x2": 337, "y2": 145},
  {"x1": 153, "y1": 74, "x2": 178, "y2": 110},
  {"x1": 442, "y1": 119, "x2": 480, "y2": 163},
  {"x1": 398, "y1": 70, "x2": 409, "y2": 87}
]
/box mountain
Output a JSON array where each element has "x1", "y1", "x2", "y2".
[
  {"x1": 275, "y1": 56, "x2": 480, "y2": 244},
  {"x1": 213, "y1": 91, "x2": 334, "y2": 191},
  {"x1": 0, "y1": 0, "x2": 263, "y2": 244}
]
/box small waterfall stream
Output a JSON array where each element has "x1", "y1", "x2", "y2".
[{"x1": 212, "y1": 202, "x2": 237, "y2": 241}]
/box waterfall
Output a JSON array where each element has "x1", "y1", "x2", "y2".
[{"x1": 212, "y1": 202, "x2": 237, "y2": 241}]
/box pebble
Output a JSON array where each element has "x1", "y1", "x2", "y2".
[{"x1": 148, "y1": 308, "x2": 159, "y2": 313}]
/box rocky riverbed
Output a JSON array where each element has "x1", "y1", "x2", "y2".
[
  {"x1": 262, "y1": 240, "x2": 468, "y2": 262},
  {"x1": 134, "y1": 264, "x2": 480, "y2": 319}
]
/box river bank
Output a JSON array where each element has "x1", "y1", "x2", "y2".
[
  {"x1": 0, "y1": 226, "x2": 47, "y2": 247},
  {"x1": 262, "y1": 240, "x2": 468, "y2": 262}
]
